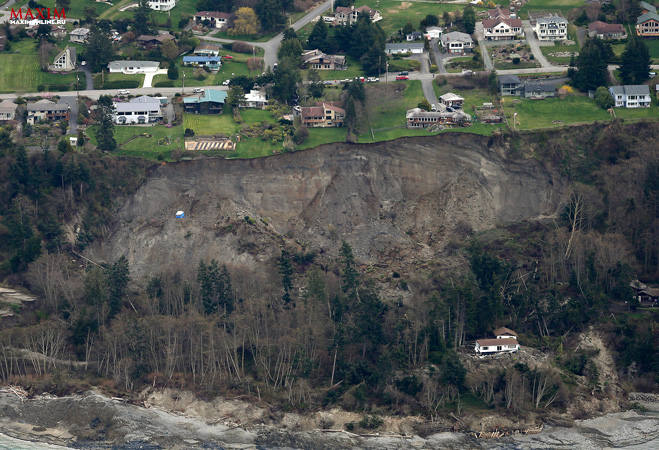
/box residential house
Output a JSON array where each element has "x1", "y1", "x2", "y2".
[
  {"x1": 108, "y1": 61, "x2": 160, "y2": 74},
  {"x1": 533, "y1": 15, "x2": 568, "y2": 41},
  {"x1": 424, "y1": 26, "x2": 443, "y2": 39},
  {"x1": 193, "y1": 11, "x2": 235, "y2": 29},
  {"x1": 482, "y1": 16, "x2": 524, "y2": 40},
  {"x1": 406, "y1": 107, "x2": 470, "y2": 128},
  {"x1": 183, "y1": 89, "x2": 227, "y2": 114},
  {"x1": 587, "y1": 21, "x2": 627, "y2": 39},
  {"x1": 488, "y1": 8, "x2": 513, "y2": 19},
  {"x1": 656, "y1": 84, "x2": 659, "y2": 99},
  {"x1": 630, "y1": 280, "x2": 659, "y2": 306},
  {"x1": 640, "y1": 1, "x2": 657, "y2": 14},
  {"x1": 48, "y1": 25, "x2": 67, "y2": 40},
  {"x1": 26, "y1": 99, "x2": 70, "y2": 125},
  {"x1": 440, "y1": 31, "x2": 474, "y2": 54},
  {"x1": 183, "y1": 56, "x2": 222, "y2": 71},
  {"x1": 240, "y1": 90, "x2": 268, "y2": 108},
  {"x1": 301, "y1": 49, "x2": 348, "y2": 70},
  {"x1": 406, "y1": 31, "x2": 423, "y2": 41},
  {"x1": 333, "y1": 5, "x2": 382, "y2": 26},
  {"x1": 439, "y1": 92, "x2": 464, "y2": 108},
  {"x1": 136, "y1": 33, "x2": 175, "y2": 49},
  {"x1": 147, "y1": 0, "x2": 177, "y2": 11},
  {"x1": 520, "y1": 82, "x2": 556, "y2": 98},
  {"x1": 113, "y1": 95, "x2": 163, "y2": 124},
  {"x1": 49, "y1": 46, "x2": 76, "y2": 72},
  {"x1": 498, "y1": 74, "x2": 521, "y2": 95},
  {"x1": 385, "y1": 42, "x2": 424, "y2": 54},
  {"x1": 69, "y1": 27, "x2": 90, "y2": 44},
  {"x1": 475, "y1": 327, "x2": 520, "y2": 355},
  {"x1": 300, "y1": 102, "x2": 345, "y2": 127},
  {"x1": 609, "y1": 85, "x2": 652, "y2": 108},
  {"x1": 0, "y1": 102, "x2": 18, "y2": 121},
  {"x1": 194, "y1": 43, "x2": 221, "y2": 57},
  {"x1": 636, "y1": 12, "x2": 659, "y2": 37}
]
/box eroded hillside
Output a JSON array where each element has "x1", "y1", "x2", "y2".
[{"x1": 89, "y1": 133, "x2": 565, "y2": 280}]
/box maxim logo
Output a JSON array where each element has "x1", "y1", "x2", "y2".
[{"x1": 10, "y1": 8, "x2": 66, "y2": 25}]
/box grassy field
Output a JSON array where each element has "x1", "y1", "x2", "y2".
[
  {"x1": 184, "y1": 111, "x2": 241, "y2": 136},
  {"x1": 506, "y1": 94, "x2": 658, "y2": 130},
  {"x1": 92, "y1": 72, "x2": 146, "y2": 89},
  {"x1": 612, "y1": 40, "x2": 659, "y2": 62},
  {"x1": 37, "y1": 0, "x2": 113, "y2": 19},
  {"x1": 299, "y1": 127, "x2": 347, "y2": 150},
  {"x1": 0, "y1": 40, "x2": 82, "y2": 93},
  {"x1": 213, "y1": 30, "x2": 275, "y2": 43},
  {"x1": 516, "y1": 0, "x2": 585, "y2": 19},
  {"x1": 88, "y1": 124, "x2": 185, "y2": 159}
]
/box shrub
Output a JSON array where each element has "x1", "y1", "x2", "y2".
[
  {"x1": 232, "y1": 41, "x2": 254, "y2": 54},
  {"x1": 594, "y1": 86, "x2": 614, "y2": 109},
  {"x1": 512, "y1": 57, "x2": 521, "y2": 64},
  {"x1": 293, "y1": 125, "x2": 309, "y2": 144},
  {"x1": 184, "y1": 128, "x2": 195, "y2": 137},
  {"x1": 408, "y1": 60, "x2": 421, "y2": 70},
  {"x1": 429, "y1": 64, "x2": 438, "y2": 73},
  {"x1": 168, "y1": 64, "x2": 179, "y2": 80},
  {"x1": 102, "y1": 80, "x2": 140, "y2": 89}
]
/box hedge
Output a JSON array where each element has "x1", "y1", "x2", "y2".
[
  {"x1": 38, "y1": 84, "x2": 72, "y2": 92},
  {"x1": 100, "y1": 80, "x2": 140, "y2": 89},
  {"x1": 154, "y1": 80, "x2": 176, "y2": 87}
]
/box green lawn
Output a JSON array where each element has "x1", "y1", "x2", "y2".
[
  {"x1": 88, "y1": 124, "x2": 185, "y2": 159},
  {"x1": 541, "y1": 42, "x2": 580, "y2": 64},
  {"x1": 517, "y1": 0, "x2": 585, "y2": 19},
  {"x1": 92, "y1": 72, "x2": 146, "y2": 89},
  {"x1": 613, "y1": 40, "x2": 659, "y2": 62},
  {"x1": 446, "y1": 56, "x2": 486, "y2": 73},
  {"x1": 184, "y1": 111, "x2": 240, "y2": 136},
  {"x1": 37, "y1": 0, "x2": 113, "y2": 19},
  {"x1": 299, "y1": 127, "x2": 347, "y2": 149},
  {"x1": 507, "y1": 95, "x2": 659, "y2": 130},
  {"x1": 213, "y1": 30, "x2": 275, "y2": 43},
  {"x1": 494, "y1": 60, "x2": 541, "y2": 70},
  {"x1": 0, "y1": 42, "x2": 82, "y2": 93}
]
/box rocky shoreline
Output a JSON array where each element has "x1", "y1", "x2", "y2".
[{"x1": 0, "y1": 390, "x2": 658, "y2": 450}]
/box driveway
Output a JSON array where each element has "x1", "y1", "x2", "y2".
[
  {"x1": 78, "y1": 64, "x2": 93, "y2": 91},
  {"x1": 143, "y1": 69, "x2": 168, "y2": 88},
  {"x1": 475, "y1": 22, "x2": 494, "y2": 71},
  {"x1": 576, "y1": 26, "x2": 587, "y2": 48},
  {"x1": 429, "y1": 38, "x2": 448, "y2": 74},
  {"x1": 522, "y1": 20, "x2": 553, "y2": 69},
  {"x1": 58, "y1": 96, "x2": 78, "y2": 135}
]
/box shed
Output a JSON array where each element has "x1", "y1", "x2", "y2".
[{"x1": 176, "y1": 211, "x2": 185, "y2": 218}]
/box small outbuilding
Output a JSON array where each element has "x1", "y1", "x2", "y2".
[{"x1": 176, "y1": 211, "x2": 185, "y2": 218}]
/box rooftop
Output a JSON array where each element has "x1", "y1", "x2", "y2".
[
  {"x1": 498, "y1": 74, "x2": 521, "y2": 84},
  {"x1": 183, "y1": 89, "x2": 228, "y2": 104},
  {"x1": 493, "y1": 327, "x2": 518, "y2": 337},
  {"x1": 477, "y1": 338, "x2": 519, "y2": 347},
  {"x1": 194, "y1": 11, "x2": 234, "y2": 19},
  {"x1": 440, "y1": 31, "x2": 473, "y2": 44},
  {"x1": 610, "y1": 85, "x2": 651, "y2": 96},
  {"x1": 108, "y1": 60, "x2": 160, "y2": 70},
  {"x1": 385, "y1": 42, "x2": 424, "y2": 50},
  {"x1": 637, "y1": 11, "x2": 659, "y2": 23},
  {"x1": 640, "y1": 1, "x2": 657, "y2": 13}
]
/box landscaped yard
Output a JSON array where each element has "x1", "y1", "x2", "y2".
[
  {"x1": 301, "y1": 55, "x2": 366, "y2": 81},
  {"x1": 92, "y1": 72, "x2": 146, "y2": 89},
  {"x1": 87, "y1": 124, "x2": 185, "y2": 160},
  {"x1": 541, "y1": 42, "x2": 579, "y2": 65},
  {"x1": 445, "y1": 56, "x2": 485, "y2": 73},
  {"x1": 612, "y1": 40, "x2": 659, "y2": 63},
  {"x1": 505, "y1": 95, "x2": 659, "y2": 130}
]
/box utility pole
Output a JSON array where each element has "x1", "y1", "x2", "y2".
[
  {"x1": 76, "y1": 73, "x2": 79, "y2": 100},
  {"x1": 386, "y1": 61, "x2": 389, "y2": 83},
  {"x1": 182, "y1": 72, "x2": 185, "y2": 94}
]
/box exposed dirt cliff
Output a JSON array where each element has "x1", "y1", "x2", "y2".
[{"x1": 89, "y1": 133, "x2": 565, "y2": 281}]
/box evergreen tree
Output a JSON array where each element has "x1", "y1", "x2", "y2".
[
  {"x1": 167, "y1": 63, "x2": 179, "y2": 80},
  {"x1": 307, "y1": 68, "x2": 324, "y2": 98},
  {"x1": 134, "y1": 0, "x2": 151, "y2": 36},
  {"x1": 360, "y1": 45, "x2": 387, "y2": 76},
  {"x1": 307, "y1": 19, "x2": 329, "y2": 51},
  {"x1": 278, "y1": 249, "x2": 294, "y2": 305},
  {"x1": 95, "y1": 95, "x2": 116, "y2": 151},
  {"x1": 106, "y1": 256, "x2": 130, "y2": 319},
  {"x1": 272, "y1": 59, "x2": 301, "y2": 103},
  {"x1": 226, "y1": 84, "x2": 246, "y2": 108},
  {"x1": 619, "y1": 37, "x2": 651, "y2": 85},
  {"x1": 443, "y1": 11, "x2": 451, "y2": 27},
  {"x1": 277, "y1": 37, "x2": 303, "y2": 66},
  {"x1": 462, "y1": 5, "x2": 476, "y2": 34},
  {"x1": 488, "y1": 69, "x2": 498, "y2": 95},
  {"x1": 10, "y1": 146, "x2": 29, "y2": 194},
  {"x1": 87, "y1": 25, "x2": 115, "y2": 73},
  {"x1": 256, "y1": 0, "x2": 285, "y2": 32},
  {"x1": 344, "y1": 97, "x2": 358, "y2": 134},
  {"x1": 283, "y1": 27, "x2": 298, "y2": 41},
  {"x1": 571, "y1": 38, "x2": 608, "y2": 92},
  {"x1": 420, "y1": 14, "x2": 439, "y2": 28},
  {"x1": 340, "y1": 241, "x2": 359, "y2": 296}
]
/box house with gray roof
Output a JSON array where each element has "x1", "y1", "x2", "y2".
[
  {"x1": 113, "y1": 96, "x2": 163, "y2": 124},
  {"x1": 108, "y1": 60, "x2": 160, "y2": 74},
  {"x1": 636, "y1": 11, "x2": 659, "y2": 37},
  {"x1": 69, "y1": 27, "x2": 90, "y2": 44},
  {"x1": 498, "y1": 74, "x2": 521, "y2": 95},
  {"x1": 609, "y1": 85, "x2": 651, "y2": 108},
  {"x1": 49, "y1": 46, "x2": 76, "y2": 72},
  {"x1": 0, "y1": 102, "x2": 18, "y2": 121},
  {"x1": 385, "y1": 42, "x2": 424, "y2": 54},
  {"x1": 440, "y1": 31, "x2": 474, "y2": 54},
  {"x1": 27, "y1": 99, "x2": 70, "y2": 125},
  {"x1": 640, "y1": 1, "x2": 657, "y2": 14},
  {"x1": 183, "y1": 89, "x2": 227, "y2": 114},
  {"x1": 520, "y1": 82, "x2": 556, "y2": 98},
  {"x1": 533, "y1": 15, "x2": 568, "y2": 41}
]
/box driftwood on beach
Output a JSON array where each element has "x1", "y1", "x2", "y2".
[{"x1": 471, "y1": 425, "x2": 544, "y2": 438}]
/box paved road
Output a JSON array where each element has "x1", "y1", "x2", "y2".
[
  {"x1": 202, "y1": 0, "x2": 333, "y2": 69},
  {"x1": 522, "y1": 20, "x2": 553, "y2": 69}
]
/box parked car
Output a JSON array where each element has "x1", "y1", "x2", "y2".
[
  {"x1": 431, "y1": 104, "x2": 437, "y2": 111},
  {"x1": 118, "y1": 89, "x2": 130, "y2": 95},
  {"x1": 323, "y1": 80, "x2": 334, "y2": 85},
  {"x1": 223, "y1": 55, "x2": 234, "y2": 59},
  {"x1": 367, "y1": 77, "x2": 379, "y2": 83},
  {"x1": 193, "y1": 88, "x2": 204, "y2": 93},
  {"x1": 396, "y1": 75, "x2": 409, "y2": 81},
  {"x1": 398, "y1": 71, "x2": 408, "y2": 76}
]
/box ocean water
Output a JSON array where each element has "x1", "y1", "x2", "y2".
[{"x1": 0, "y1": 434, "x2": 74, "y2": 450}]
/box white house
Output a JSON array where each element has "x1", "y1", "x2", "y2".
[
  {"x1": 533, "y1": 16, "x2": 568, "y2": 41},
  {"x1": 334, "y1": 5, "x2": 382, "y2": 25},
  {"x1": 385, "y1": 42, "x2": 424, "y2": 54},
  {"x1": 482, "y1": 17, "x2": 524, "y2": 40},
  {"x1": 194, "y1": 43, "x2": 221, "y2": 56},
  {"x1": 609, "y1": 85, "x2": 652, "y2": 108},
  {"x1": 193, "y1": 11, "x2": 234, "y2": 29},
  {"x1": 240, "y1": 90, "x2": 268, "y2": 109},
  {"x1": 69, "y1": 27, "x2": 90, "y2": 44},
  {"x1": 0, "y1": 102, "x2": 18, "y2": 121},
  {"x1": 424, "y1": 26, "x2": 443, "y2": 39},
  {"x1": 475, "y1": 327, "x2": 520, "y2": 355},
  {"x1": 113, "y1": 96, "x2": 163, "y2": 124},
  {"x1": 49, "y1": 46, "x2": 76, "y2": 72},
  {"x1": 148, "y1": 0, "x2": 177, "y2": 11},
  {"x1": 439, "y1": 92, "x2": 464, "y2": 108},
  {"x1": 440, "y1": 31, "x2": 474, "y2": 54},
  {"x1": 108, "y1": 60, "x2": 160, "y2": 74},
  {"x1": 406, "y1": 31, "x2": 423, "y2": 41}
]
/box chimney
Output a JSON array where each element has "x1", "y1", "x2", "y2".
[{"x1": 351, "y1": 5, "x2": 354, "y2": 10}]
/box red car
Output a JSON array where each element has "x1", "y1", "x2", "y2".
[
  {"x1": 396, "y1": 75, "x2": 409, "y2": 81},
  {"x1": 223, "y1": 55, "x2": 234, "y2": 59}
]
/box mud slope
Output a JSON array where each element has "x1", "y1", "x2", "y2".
[{"x1": 90, "y1": 134, "x2": 564, "y2": 279}]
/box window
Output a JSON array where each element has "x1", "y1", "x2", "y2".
[{"x1": 497, "y1": 346, "x2": 502, "y2": 351}]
